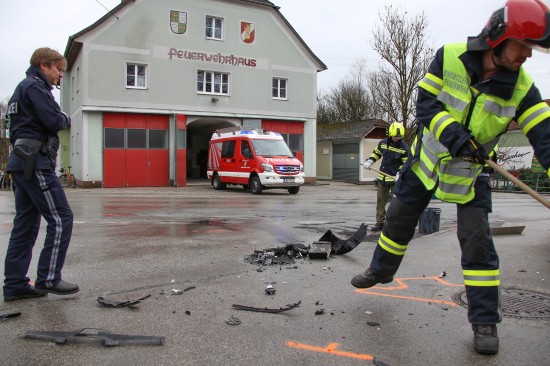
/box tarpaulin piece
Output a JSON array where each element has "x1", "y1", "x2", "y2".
[{"x1": 318, "y1": 223, "x2": 367, "y2": 255}]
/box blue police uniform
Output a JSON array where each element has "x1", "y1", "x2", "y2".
[{"x1": 3, "y1": 66, "x2": 73, "y2": 297}]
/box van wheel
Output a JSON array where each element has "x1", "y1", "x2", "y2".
[
  {"x1": 242, "y1": 184, "x2": 249, "y2": 190},
  {"x1": 288, "y1": 186, "x2": 300, "y2": 195},
  {"x1": 212, "y1": 174, "x2": 226, "y2": 190},
  {"x1": 249, "y1": 176, "x2": 263, "y2": 195}
]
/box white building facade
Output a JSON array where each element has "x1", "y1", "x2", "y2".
[{"x1": 61, "y1": 0, "x2": 325, "y2": 187}]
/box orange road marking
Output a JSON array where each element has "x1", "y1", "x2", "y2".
[
  {"x1": 355, "y1": 276, "x2": 464, "y2": 307},
  {"x1": 287, "y1": 341, "x2": 374, "y2": 360}
]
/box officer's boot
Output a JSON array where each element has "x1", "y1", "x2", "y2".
[{"x1": 472, "y1": 324, "x2": 499, "y2": 355}]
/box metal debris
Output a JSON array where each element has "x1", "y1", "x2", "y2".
[
  {"x1": 25, "y1": 328, "x2": 164, "y2": 346},
  {"x1": 438, "y1": 271, "x2": 447, "y2": 278},
  {"x1": 265, "y1": 285, "x2": 276, "y2": 295},
  {"x1": 171, "y1": 286, "x2": 196, "y2": 295},
  {"x1": 232, "y1": 301, "x2": 301, "y2": 313},
  {"x1": 97, "y1": 295, "x2": 151, "y2": 308}
]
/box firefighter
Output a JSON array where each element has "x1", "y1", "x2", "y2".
[
  {"x1": 363, "y1": 122, "x2": 409, "y2": 232},
  {"x1": 352, "y1": 0, "x2": 550, "y2": 355}
]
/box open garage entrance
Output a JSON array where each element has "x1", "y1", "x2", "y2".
[{"x1": 186, "y1": 117, "x2": 239, "y2": 182}]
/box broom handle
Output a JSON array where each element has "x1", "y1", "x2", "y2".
[{"x1": 486, "y1": 159, "x2": 550, "y2": 209}]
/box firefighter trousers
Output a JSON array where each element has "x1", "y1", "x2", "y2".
[
  {"x1": 369, "y1": 167, "x2": 501, "y2": 325},
  {"x1": 3, "y1": 169, "x2": 73, "y2": 295}
]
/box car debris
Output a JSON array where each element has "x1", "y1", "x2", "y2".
[
  {"x1": 367, "y1": 322, "x2": 381, "y2": 327},
  {"x1": 309, "y1": 241, "x2": 331, "y2": 259},
  {"x1": 318, "y1": 223, "x2": 367, "y2": 255},
  {"x1": 171, "y1": 286, "x2": 196, "y2": 295},
  {"x1": 438, "y1": 271, "x2": 447, "y2": 278},
  {"x1": 232, "y1": 301, "x2": 301, "y2": 313},
  {"x1": 225, "y1": 316, "x2": 241, "y2": 326},
  {"x1": 315, "y1": 309, "x2": 325, "y2": 315},
  {"x1": 1, "y1": 311, "x2": 22, "y2": 322},
  {"x1": 244, "y1": 244, "x2": 308, "y2": 266},
  {"x1": 265, "y1": 285, "x2": 276, "y2": 295},
  {"x1": 24, "y1": 328, "x2": 164, "y2": 346},
  {"x1": 373, "y1": 357, "x2": 391, "y2": 366},
  {"x1": 97, "y1": 294, "x2": 151, "y2": 308}
]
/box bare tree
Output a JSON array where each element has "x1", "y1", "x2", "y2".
[
  {"x1": 317, "y1": 59, "x2": 383, "y2": 124},
  {"x1": 368, "y1": 5, "x2": 434, "y2": 143}
]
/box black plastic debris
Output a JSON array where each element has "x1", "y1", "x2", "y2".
[
  {"x1": 318, "y1": 223, "x2": 367, "y2": 255},
  {"x1": 315, "y1": 309, "x2": 325, "y2": 315},
  {"x1": 1, "y1": 311, "x2": 22, "y2": 322},
  {"x1": 367, "y1": 321, "x2": 381, "y2": 327},
  {"x1": 438, "y1": 271, "x2": 447, "y2": 278},
  {"x1": 244, "y1": 244, "x2": 309, "y2": 266},
  {"x1": 373, "y1": 357, "x2": 391, "y2": 366},
  {"x1": 232, "y1": 301, "x2": 301, "y2": 313},
  {"x1": 25, "y1": 328, "x2": 164, "y2": 346},
  {"x1": 97, "y1": 295, "x2": 151, "y2": 308}
]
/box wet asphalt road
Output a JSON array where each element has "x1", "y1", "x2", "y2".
[{"x1": 0, "y1": 181, "x2": 548, "y2": 366}]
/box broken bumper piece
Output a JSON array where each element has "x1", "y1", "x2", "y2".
[
  {"x1": 24, "y1": 328, "x2": 165, "y2": 346},
  {"x1": 318, "y1": 223, "x2": 367, "y2": 255},
  {"x1": 232, "y1": 301, "x2": 301, "y2": 313}
]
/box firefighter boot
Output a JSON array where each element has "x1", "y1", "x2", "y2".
[
  {"x1": 371, "y1": 223, "x2": 383, "y2": 232},
  {"x1": 351, "y1": 268, "x2": 393, "y2": 288},
  {"x1": 472, "y1": 324, "x2": 499, "y2": 355}
]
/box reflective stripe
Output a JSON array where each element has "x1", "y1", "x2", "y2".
[
  {"x1": 483, "y1": 99, "x2": 517, "y2": 117},
  {"x1": 419, "y1": 73, "x2": 443, "y2": 95},
  {"x1": 518, "y1": 102, "x2": 550, "y2": 135},
  {"x1": 378, "y1": 232, "x2": 407, "y2": 256},
  {"x1": 429, "y1": 112, "x2": 455, "y2": 140},
  {"x1": 437, "y1": 90, "x2": 469, "y2": 112},
  {"x1": 463, "y1": 269, "x2": 500, "y2": 287}
]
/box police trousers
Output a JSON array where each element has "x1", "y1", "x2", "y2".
[
  {"x1": 3, "y1": 169, "x2": 73, "y2": 294},
  {"x1": 369, "y1": 167, "x2": 501, "y2": 325}
]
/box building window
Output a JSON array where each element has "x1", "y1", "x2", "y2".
[
  {"x1": 206, "y1": 16, "x2": 223, "y2": 40},
  {"x1": 126, "y1": 63, "x2": 147, "y2": 89},
  {"x1": 197, "y1": 70, "x2": 229, "y2": 95},
  {"x1": 272, "y1": 78, "x2": 287, "y2": 99}
]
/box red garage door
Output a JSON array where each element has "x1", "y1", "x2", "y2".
[{"x1": 103, "y1": 113, "x2": 169, "y2": 188}]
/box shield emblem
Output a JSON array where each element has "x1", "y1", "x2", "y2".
[
  {"x1": 170, "y1": 10, "x2": 187, "y2": 34},
  {"x1": 241, "y1": 22, "x2": 255, "y2": 43}
]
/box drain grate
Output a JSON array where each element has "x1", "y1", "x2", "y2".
[{"x1": 452, "y1": 289, "x2": 550, "y2": 319}]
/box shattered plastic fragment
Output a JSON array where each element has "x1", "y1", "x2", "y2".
[
  {"x1": 232, "y1": 301, "x2": 301, "y2": 313},
  {"x1": 318, "y1": 223, "x2": 367, "y2": 255},
  {"x1": 373, "y1": 357, "x2": 391, "y2": 366},
  {"x1": 97, "y1": 295, "x2": 151, "y2": 308},
  {"x1": 367, "y1": 322, "x2": 380, "y2": 327},
  {"x1": 315, "y1": 309, "x2": 325, "y2": 315},
  {"x1": 438, "y1": 271, "x2": 446, "y2": 278},
  {"x1": 226, "y1": 316, "x2": 241, "y2": 326},
  {"x1": 0, "y1": 311, "x2": 22, "y2": 322}
]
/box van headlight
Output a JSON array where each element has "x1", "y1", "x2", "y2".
[{"x1": 262, "y1": 163, "x2": 274, "y2": 172}]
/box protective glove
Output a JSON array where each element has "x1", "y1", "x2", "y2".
[
  {"x1": 395, "y1": 171, "x2": 401, "y2": 181},
  {"x1": 457, "y1": 138, "x2": 489, "y2": 165},
  {"x1": 363, "y1": 160, "x2": 374, "y2": 169}
]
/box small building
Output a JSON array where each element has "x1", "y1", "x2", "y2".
[
  {"x1": 61, "y1": 0, "x2": 326, "y2": 188},
  {"x1": 317, "y1": 120, "x2": 388, "y2": 182}
]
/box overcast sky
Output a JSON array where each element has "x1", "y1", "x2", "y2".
[{"x1": 2, "y1": 0, "x2": 549, "y2": 102}]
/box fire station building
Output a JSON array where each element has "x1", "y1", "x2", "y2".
[{"x1": 60, "y1": 0, "x2": 326, "y2": 188}]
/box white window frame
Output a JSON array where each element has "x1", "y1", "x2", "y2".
[
  {"x1": 205, "y1": 15, "x2": 224, "y2": 40},
  {"x1": 197, "y1": 70, "x2": 230, "y2": 95},
  {"x1": 126, "y1": 62, "x2": 148, "y2": 89},
  {"x1": 272, "y1": 77, "x2": 288, "y2": 100}
]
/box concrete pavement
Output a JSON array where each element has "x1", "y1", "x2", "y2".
[{"x1": 0, "y1": 182, "x2": 548, "y2": 366}]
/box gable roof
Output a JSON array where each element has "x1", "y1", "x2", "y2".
[
  {"x1": 64, "y1": 0, "x2": 327, "y2": 71},
  {"x1": 317, "y1": 120, "x2": 388, "y2": 141}
]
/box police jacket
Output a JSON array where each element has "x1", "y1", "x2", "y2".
[
  {"x1": 411, "y1": 42, "x2": 550, "y2": 203},
  {"x1": 6, "y1": 66, "x2": 70, "y2": 172},
  {"x1": 368, "y1": 137, "x2": 409, "y2": 184}
]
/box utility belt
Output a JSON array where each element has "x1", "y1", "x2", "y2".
[{"x1": 13, "y1": 138, "x2": 57, "y2": 180}]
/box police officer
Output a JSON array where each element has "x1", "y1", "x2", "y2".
[
  {"x1": 3, "y1": 47, "x2": 79, "y2": 302},
  {"x1": 363, "y1": 122, "x2": 409, "y2": 232},
  {"x1": 352, "y1": 0, "x2": 550, "y2": 355}
]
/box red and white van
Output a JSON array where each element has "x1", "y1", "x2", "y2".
[{"x1": 207, "y1": 127, "x2": 304, "y2": 194}]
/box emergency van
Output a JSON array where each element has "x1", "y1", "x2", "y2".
[{"x1": 207, "y1": 127, "x2": 304, "y2": 194}]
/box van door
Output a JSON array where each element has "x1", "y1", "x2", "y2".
[
  {"x1": 237, "y1": 139, "x2": 254, "y2": 184},
  {"x1": 220, "y1": 139, "x2": 239, "y2": 184}
]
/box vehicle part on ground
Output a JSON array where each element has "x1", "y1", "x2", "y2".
[
  {"x1": 232, "y1": 301, "x2": 301, "y2": 313},
  {"x1": 24, "y1": 328, "x2": 165, "y2": 346},
  {"x1": 97, "y1": 294, "x2": 151, "y2": 308},
  {"x1": 0, "y1": 311, "x2": 22, "y2": 322},
  {"x1": 318, "y1": 223, "x2": 367, "y2": 255}
]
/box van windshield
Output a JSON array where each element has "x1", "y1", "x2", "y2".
[{"x1": 251, "y1": 139, "x2": 294, "y2": 157}]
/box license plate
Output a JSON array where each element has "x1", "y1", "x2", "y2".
[{"x1": 283, "y1": 178, "x2": 294, "y2": 183}]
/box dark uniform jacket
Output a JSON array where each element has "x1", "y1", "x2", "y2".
[
  {"x1": 368, "y1": 137, "x2": 410, "y2": 184},
  {"x1": 6, "y1": 66, "x2": 70, "y2": 172}
]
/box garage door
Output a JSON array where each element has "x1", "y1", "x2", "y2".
[
  {"x1": 332, "y1": 142, "x2": 359, "y2": 180},
  {"x1": 103, "y1": 113, "x2": 169, "y2": 188}
]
